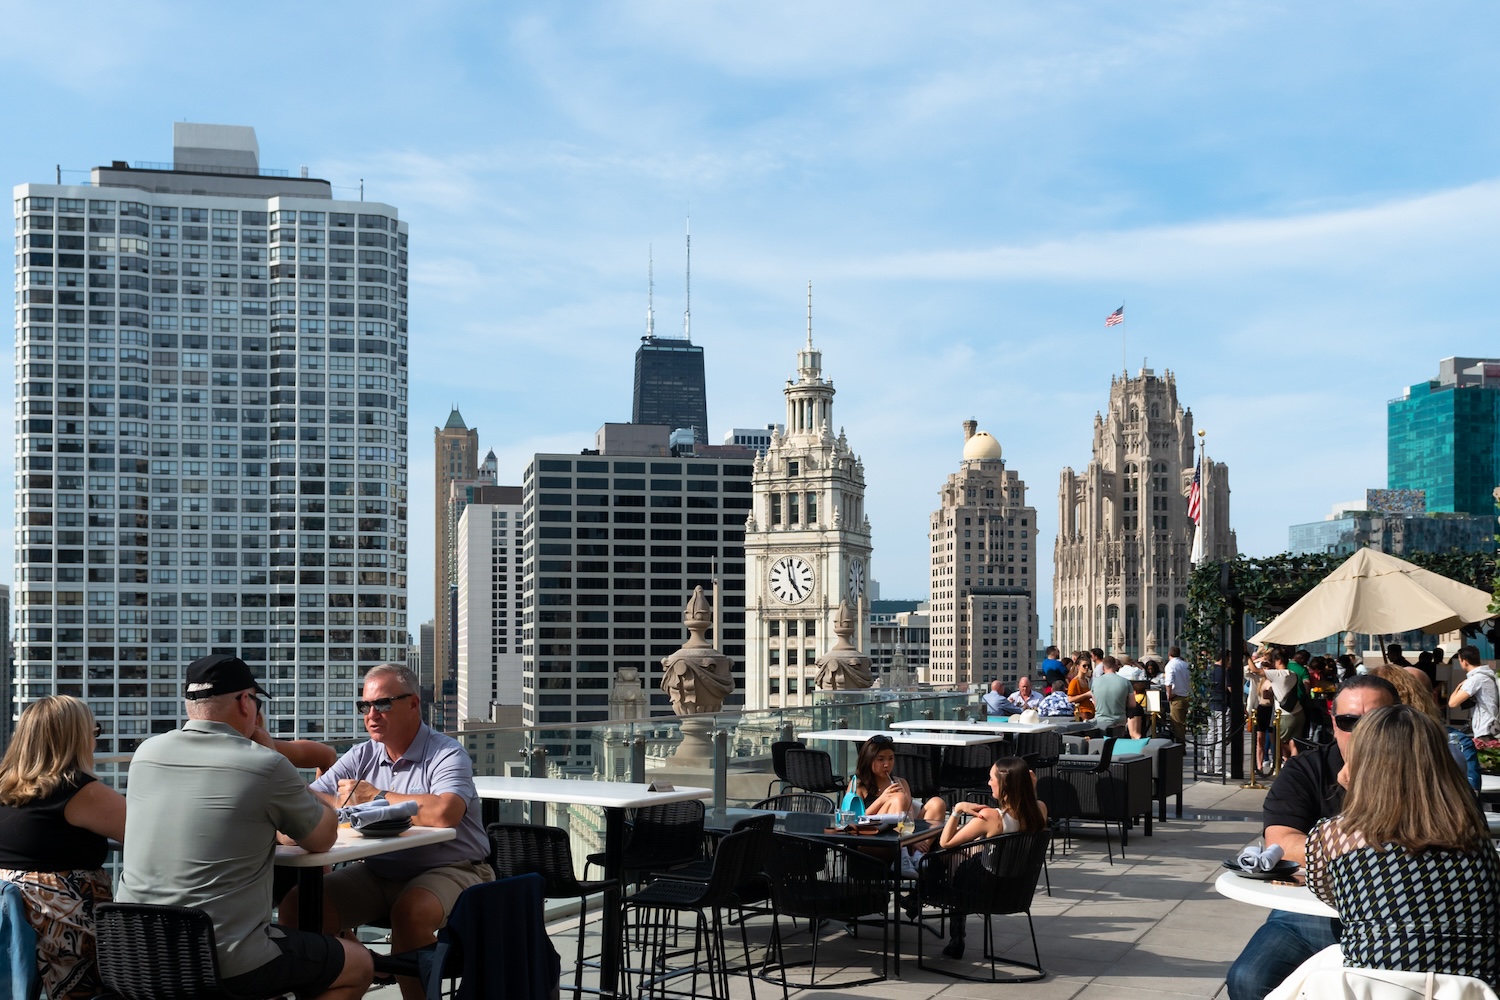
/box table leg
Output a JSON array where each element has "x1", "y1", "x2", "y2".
[
  {"x1": 296, "y1": 868, "x2": 324, "y2": 932},
  {"x1": 600, "y1": 807, "x2": 625, "y2": 998}
]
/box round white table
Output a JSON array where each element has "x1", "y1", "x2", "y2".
[
  {"x1": 1481, "y1": 773, "x2": 1499, "y2": 795},
  {"x1": 1213, "y1": 868, "x2": 1338, "y2": 918}
]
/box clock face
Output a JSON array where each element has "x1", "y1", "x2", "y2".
[
  {"x1": 769, "y1": 556, "x2": 815, "y2": 604},
  {"x1": 847, "y1": 557, "x2": 865, "y2": 599}
]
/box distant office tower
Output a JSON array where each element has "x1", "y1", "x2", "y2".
[
  {"x1": 1389, "y1": 357, "x2": 1500, "y2": 516},
  {"x1": 868, "y1": 599, "x2": 930, "y2": 686},
  {"x1": 928, "y1": 422, "x2": 1037, "y2": 689},
  {"x1": 0, "y1": 585, "x2": 10, "y2": 746},
  {"x1": 10, "y1": 123, "x2": 409, "y2": 749},
  {"x1": 1290, "y1": 491, "x2": 1495, "y2": 558},
  {"x1": 723, "y1": 426, "x2": 781, "y2": 456},
  {"x1": 417, "y1": 619, "x2": 436, "y2": 725},
  {"x1": 434, "y1": 408, "x2": 480, "y2": 723},
  {"x1": 633, "y1": 338, "x2": 708, "y2": 445},
  {"x1": 521, "y1": 424, "x2": 755, "y2": 765},
  {"x1": 744, "y1": 302, "x2": 873, "y2": 710},
  {"x1": 455, "y1": 486, "x2": 523, "y2": 723},
  {"x1": 1054, "y1": 369, "x2": 1234, "y2": 659}
]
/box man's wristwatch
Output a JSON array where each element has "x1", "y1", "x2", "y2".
[{"x1": 373, "y1": 789, "x2": 387, "y2": 802}]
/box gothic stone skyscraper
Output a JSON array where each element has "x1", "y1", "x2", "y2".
[
  {"x1": 744, "y1": 297, "x2": 872, "y2": 710},
  {"x1": 928, "y1": 422, "x2": 1037, "y2": 689},
  {"x1": 1053, "y1": 368, "x2": 1234, "y2": 659},
  {"x1": 11, "y1": 123, "x2": 408, "y2": 748},
  {"x1": 433, "y1": 407, "x2": 480, "y2": 724}
]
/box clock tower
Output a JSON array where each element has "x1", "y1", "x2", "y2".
[{"x1": 744, "y1": 286, "x2": 872, "y2": 709}]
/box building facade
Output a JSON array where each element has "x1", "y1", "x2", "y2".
[
  {"x1": 520, "y1": 424, "x2": 755, "y2": 765},
  {"x1": 632, "y1": 337, "x2": 708, "y2": 445},
  {"x1": 455, "y1": 486, "x2": 524, "y2": 723},
  {"x1": 433, "y1": 408, "x2": 481, "y2": 723},
  {"x1": 869, "y1": 600, "x2": 930, "y2": 687},
  {"x1": 744, "y1": 310, "x2": 872, "y2": 710},
  {"x1": 1289, "y1": 503, "x2": 1495, "y2": 558},
  {"x1": 722, "y1": 426, "x2": 780, "y2": 456},
  {"x1": 1054, "y1": 369, "x2": 1234, "y2": 659},
  {"x1": 928, "y1": 422, "x2": 1037, "y2": 688},
  {"x1": 11, "y1": 123, "x2": 408, "y2": 749},
  {"x1": 1389, "y1": 357, "x2": 1500, "y2": 517}
]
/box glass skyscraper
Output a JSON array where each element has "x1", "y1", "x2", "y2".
[
  {"x1": 11, "y1": 123, "x2": 408, "y2": 752},
  {"x1": 631, "y1": 336, "x2": 708, "y2": 445},
  {"x1": 1389, "y1": 357, "x2": 1500, "y2": 516}
]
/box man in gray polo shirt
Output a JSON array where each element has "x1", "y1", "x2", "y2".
[
  {"x1": 287, "y1": 662, "x2": 491, "y2": 1000},
  {"x1": 1090, "y1": 656, "x2": 1133, "y2": 734},
  {"x1": 119, "y1": 654, "x2": 373, "y2": 1000}
]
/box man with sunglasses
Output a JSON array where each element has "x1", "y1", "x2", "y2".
[
  {"x1": 1225, "y1": 674, "x2": 1399, "y2": 1000},
  {"x1": 293, "y1": 663, "x2": 490, "y2": 1000},
  {"x1": 120, "y1": 654, "x2": 374, "y2": 1000}
]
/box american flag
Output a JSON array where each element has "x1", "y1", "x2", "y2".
[
  {"x1": 1187, "y1": 456, "x2": 1203, "y2": 525},
  {"x1": 1105, "y1": 306, "x2": 1124, "y2": 327}
]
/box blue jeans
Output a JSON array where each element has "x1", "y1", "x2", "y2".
[{"x1": 1225, "y1": 910, "x2": 1341, "y2": 1000}]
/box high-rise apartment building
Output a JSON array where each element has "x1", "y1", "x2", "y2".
[
  {"x1": 455, "y1": 487, "x2": 524, "y2": 724},
  {"x1": 744, "y1": 309, "x2": 872, "y2": 710},
  {"x1": 433, "y1": 408, "x2": 480, "y2": 724},
  {"x1": 11, "y1": 123, "x2": 408, "y2": 749},
  {"x1": 520, "y1": 424, "x2": 754, "y2": 764},
  {"x1": 1389, "y1": 357, "x2": 1500, "y2": 516},
  {"x1": 1054, "y1": 369, "x2": 1234, "y2": 659},
  {"x1": 632, "y1": 337, "x2": 708, "y2": 445},
  {"x1": 928, "y1": 422, "x2": 1037, "y2": 688},
  {"x1": 417, "y1": 618, "x2": 436, "y2": 726},
  {"x1": 0, "y1": 585, "x2": 11, "y2": 746}
]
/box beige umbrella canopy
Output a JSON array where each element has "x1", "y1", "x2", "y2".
[{"x1": 1249, "y1": 547, "x2": 1497, "y2": 647}]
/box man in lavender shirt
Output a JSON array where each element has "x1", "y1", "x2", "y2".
[{"x1": 284, "y1": 663, "x2": 491, "y2": 1000}]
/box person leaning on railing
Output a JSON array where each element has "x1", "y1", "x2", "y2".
[{"x1": 0, "y1": 695, "x2": 127, "y2": 1000}]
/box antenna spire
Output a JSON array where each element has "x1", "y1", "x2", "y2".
[
  {"x1": 646, "y1": 245, "x2": 654, "y2": 338},
  {"x1": 806, "y1": 280, "x2": 813, "y2": 349},
  {"x1": 683, "y1": 218, "x2": 691, "y2": 341}
]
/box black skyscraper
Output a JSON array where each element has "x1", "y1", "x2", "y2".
[{"x1": 632, "y1": 336, "x2": 708, "y2": 444}]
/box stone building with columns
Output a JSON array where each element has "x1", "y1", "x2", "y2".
[
  {"x1": 1053, "y1": 368, "x2": 1235, "y2": 659},
  {"x1": 744, "y1": 291, "x2": 873, "y2": 710},
  {"x1": 928, "y1": 422, "x2": 1038, "y2": 689}
]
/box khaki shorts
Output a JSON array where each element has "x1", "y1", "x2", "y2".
[{"x1": 322, "y1": 860, "x2": 493, "y2": 931}]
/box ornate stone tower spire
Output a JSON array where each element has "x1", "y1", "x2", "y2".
[{"x1": 785, "y1": 281, "x2": 835, "y2": 438}]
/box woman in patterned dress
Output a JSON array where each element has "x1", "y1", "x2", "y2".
[
  {"x1": 1304, "y1": 704, "x2": 1500, "y2": 986},
  {"x1": 0, "y1": 696, "x2": 126, "y2": 999}
]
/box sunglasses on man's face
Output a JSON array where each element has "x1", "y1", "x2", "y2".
[
  {"x1": 357, "y1": 692, "x2": 413, "y2": 715},
  {"x1": 1333, "y1": 713, "x2": 1364, "y2": 733}
]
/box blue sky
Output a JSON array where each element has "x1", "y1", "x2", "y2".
[{"x1": 4, "y1": 1, "x2": 1498, "y2": 635}]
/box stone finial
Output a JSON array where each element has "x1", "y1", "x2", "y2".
[
  {"x1": 814, "y1": 599, "x2": 873, "y2": 690},
  {"x1": 660, "y1": 586, "x2": 735, "y2": 715}
]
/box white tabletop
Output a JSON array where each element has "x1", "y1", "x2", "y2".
[
  {"x1": 1481, "y1": 773, "x2": 1499, "y2": 794},
  {"x1": 472, "y1": 776, "x2": 712, "y2": 809},
  {"x1": 891, "y1": 719, "x2": 1095, "y2": 736},
  {"x1": 798, "y1": 728, "x2": 1008, "y2": 747},
  {"x1": 1213, "y1": 868, "x2": 1337, "y2": 918},
  {"x1": 275, "y1": 824, "x2": 456, "y2": 868}
]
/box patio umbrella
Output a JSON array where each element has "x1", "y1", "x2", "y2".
[{"x1": 1248, "y1": 547, "x2": 1496, "y2": 647}]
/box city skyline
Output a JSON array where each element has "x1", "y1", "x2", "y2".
[{"x1": 3, "y1": 3, "x2": 1499, "y2": 636}]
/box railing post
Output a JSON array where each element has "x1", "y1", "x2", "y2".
[
  {"x1": 879, "y1": 712, "x2": 895, "y2": 729},
  {"x1": 630, "y1": 736, "x2": 647, "y2": 784},
  {"x1": 922, "y1": 708, "x2": 934, "y2": 720},
  {"x1": 712, "y1": 729, "x2": 729, "y2": 811},
  {"x1": 526, "y1": 743, "x2": 547, "y2": 779},
  {"x1": 778, "y1": 721, "x2": 795, "y2": 743},
  {"x1": 952, "y1": 705, "x2": 969, "y2": 721}
]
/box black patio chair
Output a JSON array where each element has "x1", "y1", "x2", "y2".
[
  {"x1": 753, "y1": 792, "x2": 835, "y2": 814},
  {"x1": 95, "y1": 903, "x2": 235, "y2": 1000},
  {"x1": 766, "y1": 739, "x2": 807, "y2": 797},
  {"x1": 762, "y1": 834, "x2": 892, "y2": 989},
  {"x1": 892, "y1": 749, "x2": 942, "y2": 804},
  {"x1": 938, "y1": 744, "x2": 997, "y2": 798},
  {"x1": 914, "y1": 830, "x2": 1050, "y2": 982},
  {"x1": 781, "y1": 748, "x2": 847, "y2": 797},
  {"x1": 584, "y1": 799, "x2": 706, "y2": 887}
]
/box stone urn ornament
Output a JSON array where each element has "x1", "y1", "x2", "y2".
[
  {"x1": 814, "y1": 600, "x2": 873, "y2": 690},
  {"x1": 660, "y1": 586, "x2": 735, "y2": 762}
]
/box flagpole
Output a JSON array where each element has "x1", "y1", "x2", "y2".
[
  {"x1": 1122, "y1": 299, "x2": 1127, "y2": 376},
  {"x1": 1190, "y1": 429, "x2": 1206, "y2": 565}
]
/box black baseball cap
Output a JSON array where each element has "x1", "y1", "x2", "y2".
[{"x1": 184, "y1": 654, "x2": 267, "y2": 700}]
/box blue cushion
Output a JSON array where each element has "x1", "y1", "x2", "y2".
[{"x1": 1113, "y1": 738, "x2": 1151, "y2": 755}]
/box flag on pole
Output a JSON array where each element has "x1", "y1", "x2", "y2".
[
  {"x1": 1189, "y1": 454, "x2": 1205, "y2": 565},
  {"x1": 1105, "y1": 305, "x2": 1124, "y2": 327}
]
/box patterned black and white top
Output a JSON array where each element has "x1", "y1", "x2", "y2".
[{"x1": 1305, "y1": 817, "x2": 1500, "y2": 987}]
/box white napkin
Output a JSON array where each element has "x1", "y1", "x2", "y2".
[
  {"x1": 863, "y1": 814, "x2": 907, "y2": 823},
  {"x1": 340, "y1": 798, "x2": 419, "y2": 829},
  {"x1": 1237, "y1": 843, "x2": 1285, "y2": 872}
]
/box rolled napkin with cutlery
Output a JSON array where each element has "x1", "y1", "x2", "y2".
[
  {"x1": 1237, "y1": 843, "x2": 1285, "y2": 872},
  {"x1": 340, "y1": 798, "x2": 419, "y2": 829}
]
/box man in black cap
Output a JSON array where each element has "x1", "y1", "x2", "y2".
[{"x1": 118, "y1": 655, "x2": 373, "y2": 1000}]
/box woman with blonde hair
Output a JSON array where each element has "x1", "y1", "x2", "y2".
[
  {"x1": 0, "y1": 696, "x2": 126, "y2": 999},
  {"x1": 1303, "y1": 705, "x2": 1500, "y2": 987}
]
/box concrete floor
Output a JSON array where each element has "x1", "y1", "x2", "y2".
[{"x1": 373, "y1": 775, "x2": 1275, "y2": 998}]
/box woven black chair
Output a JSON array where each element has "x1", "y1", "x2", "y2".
[
  {"x1": 892, "y1": 749, "x2": 942, "y2": 804},
  {"x1": 95, "y1": 903, "x2": 237, "y2": 1000},
  {"x1": 623, "y1": 824, "x2": 772, "y2": 1000},
  {"x1": 915, "y1": 830, "x2": 1050, "y2": 982},
  {"x1": 488, "y1": 822, "x2": 616, "y2": 1000},
  {"x1": 938, "y1": 744, "x2": 997, "y2": 798},
  {"x1": 766, "y1": 739, "x2": 807, "y2": 797},
  {"x1": 780, "y1": 748, "x2": 846, "y2": 797},
  {"x1": 1012, "y1": 731, "x2": 1062, "y2": 771},
  {"x1": 753, "y1": 791, "x2": 835, "y2": 814},
  {"x1": 584, "y1": 799, "x2": 706, "y2": 886},
  {"x1": 762, "y1": 834, "x2": 892, "y2": 989}
]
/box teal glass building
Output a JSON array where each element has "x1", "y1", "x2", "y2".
[{"x1": 1388, "y1": 357, "x2": 1500, "y2": 516}]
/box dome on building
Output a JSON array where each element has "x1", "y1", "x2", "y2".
[{"x1": 963, "y1": 430, "x2": 1002, "y2": 461}]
